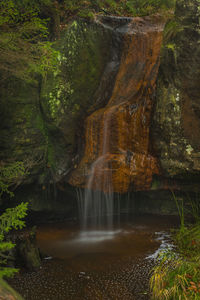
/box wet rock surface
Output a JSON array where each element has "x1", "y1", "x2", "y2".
[
  {"x1": 0, "y1": 2, "x2": 200, "y2": 213},
  {"x1": 0, "y1": 15, "x2": 119, "y2": 208},
  {"x1": 11, "y1": 228, "x2": 42, "y2": 272},
  {"x1": 152, "y1": 0, "x2": 200, "y2": 190},
  {"x1": 69, "y1": 15, "x2": 165, "y2": 193}
]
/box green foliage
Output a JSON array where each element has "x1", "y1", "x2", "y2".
[
  {"x1": 150, "y1": 225, "x2": 200, "y2": 300},
  {"x1": 175, "y1": 223, "x2": 200, "y2": 256},
  {"x1": 0, "y1": 162, "x2": 28, "y2": 278},
  {"x1": 150, "y1": 193, "x2": 200, "y2": 299},
  {"x1": 0, "y1": 277, "x2": 23, "y2": 299},
  {"x1": 28, "y1": 41, "x2": 60, "y2": 77},
  {"x1": 188, "y1": 196, "x2": 200, "y2": 223},
  {"x1": 161, "y1": 18, "x2": 184, "y2": 69},
  {"x1": 164, "y1": 19, "x2": 184, "y2": 41},
  {"x1": 171, "y1": 191, "x2": 185, "y2": 230},
  {"x1": 62, "y1": 0, "x2": 175, "y2": 18},
  {"x1": 0, "y1": 203, "x2": 28, "y2": 278},
  {"x1": 151, "y1": 250, "x2": 200, "y2": 299},
  {"x1": 0, "y1": 203, "x2": 28, "y2": 239},
  {"x1": 0, "y1": 0, "x2": 60, "y2": 82},
  {"x1": 0, "y1": 0, "x2": 176, "y2": 83},
  {"x1": 121, "y1": 0, "x2": 175, "y2": 16},
  {"x1": 0, "y1": 162, "x2": 25, "y2": 198}
]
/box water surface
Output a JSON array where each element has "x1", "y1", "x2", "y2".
[{"x1": 9, "y1": 215, "x2": 178, "y2": 300}]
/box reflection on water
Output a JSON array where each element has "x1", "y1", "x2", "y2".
[
  {"x1": 36, "y1": 215, "x2": 177, "y2": 267},
  {"x1": 9, "y1": 215, "x2": 178, "y2": 300},
  {"x1": 70, "y1": 230, "x2": 121, "y2": 243}
]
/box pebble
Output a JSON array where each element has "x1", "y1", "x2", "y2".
[{"x1": 8, "y1": 256, "x2": 155, "y2": 300}]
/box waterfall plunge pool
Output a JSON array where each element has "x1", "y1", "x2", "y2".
[{"x1": 9, "y1": 215, "x2": 178, "y2": 300}]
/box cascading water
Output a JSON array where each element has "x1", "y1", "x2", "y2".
[
  {"x1": 78, "y1": 107, "x2": 118, "y2": 232},
  {"x1": 71, "y1": 15, "x2": 166, "y2": 241}
]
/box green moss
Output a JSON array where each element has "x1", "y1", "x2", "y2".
[
  {"x1": 41, "y1": 19, "x2": 112, "y2": 151},
  {"x1": 0, "y1": 78, "x2": 47, "y2": 167},
  {"x1": 35, "y1": 114, "x2": 55, "y2": 169},
  {"x1": 63, "y1": 0, "x2": 175, "y2": 18},
  {"x1": 47, "y1": 142, "x2": 55, "y2": 169}
]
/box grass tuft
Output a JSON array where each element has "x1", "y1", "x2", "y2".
[{"x1": 150, "y1": 192, "x2": 200, "y2": 299}]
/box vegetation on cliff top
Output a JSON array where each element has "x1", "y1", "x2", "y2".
[
  {"x1": 63, "y1": 0, "x2": 175, "y2": 18},
  {"x1": 0, "y1": 0, "x2": 60, "y2": 83},
  {"x1": 0, "y1": 0, "x2": 175, "y2": 84}
]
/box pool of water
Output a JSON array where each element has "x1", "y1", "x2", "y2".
[{"x1": 9, "y1": 215, "x2": 178, "y2": 300}]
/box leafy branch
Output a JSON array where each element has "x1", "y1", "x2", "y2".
[{"x1": 0, "y1": 162, "x2": 28, "y2": 278}]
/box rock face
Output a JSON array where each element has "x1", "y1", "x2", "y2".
[
  {"x1": 0, "y1": 17, "x2": 117, "y2": 202},
  {"x1": 14, "y1": 228, "x2": 41, "y2": 271},
  {"x1": 152, "y1": 0, "x2": 200, "y2": 190},
  {"x1": 69, "y1": 15, "x2": 165, "y2": 193},
  {"x1": 0, "y1": 1, "x2": 200, "y2": 206},
  {"x1": 0, "y1": 80, "x2": 45, "y2": 179}
]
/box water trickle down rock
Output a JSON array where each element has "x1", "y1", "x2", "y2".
[{"x1": 69, "y1": 15, "x2": 166, "y2": 194}]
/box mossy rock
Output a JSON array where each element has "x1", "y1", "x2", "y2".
[
  {"x1": 41, "y1": 19, "x2": 113, "y2": 152},
  {"x1": 153, "y1": 0, "x2": 200, "y2": 182},
  {"x1": 14, "y1": 228, "x2": 41, "y2": 272}
]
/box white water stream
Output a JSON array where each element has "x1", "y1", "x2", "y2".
[{"x1": 77, "y1": 107, "x2": 118, "y2": 234}]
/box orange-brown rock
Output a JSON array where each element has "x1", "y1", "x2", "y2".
[{"x1": 69, "y1": 16, "x2": 165, "y2": 193}]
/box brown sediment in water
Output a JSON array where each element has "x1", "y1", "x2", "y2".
[
  {"x1": 8, "y1": 215, "x2": 177, "y2": 300},
  {"x1": 69, "y1": 16, "x2": 165, "y2": 193}
]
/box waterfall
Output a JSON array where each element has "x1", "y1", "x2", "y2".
[
  {"x1": 71, "y1": 17, "x2": 166, "y2": 233},
  {"x1": 78, "y1": 108, "x2": 117, "y2": 231}
]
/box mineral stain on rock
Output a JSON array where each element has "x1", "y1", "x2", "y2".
[{"x1": 69, "y1": 15, "x2": 165, "y2": 193}]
